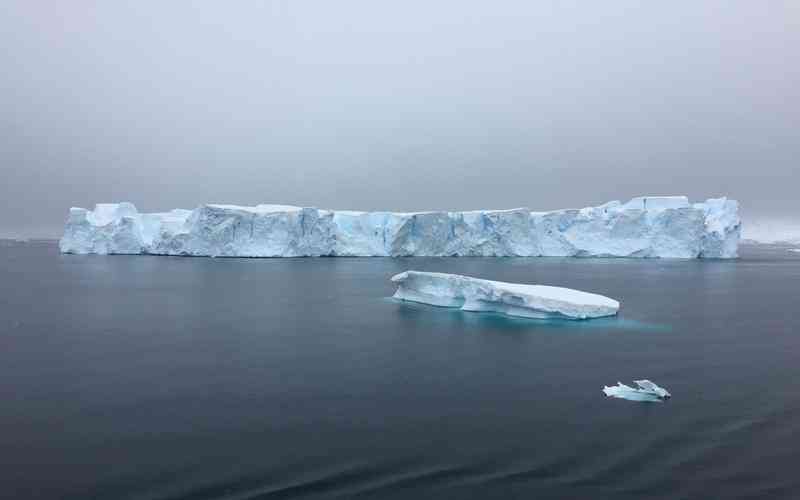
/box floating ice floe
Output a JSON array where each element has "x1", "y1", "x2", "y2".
[
  {"x1": 391, "y1": 271, "x2": 619, "y2": 320},
  {"x1": 603, "y1": 380, "x2": 671, "y2": 402}
]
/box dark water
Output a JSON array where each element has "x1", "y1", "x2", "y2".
[{"x1": 2, "y1": 242, "x2": 799, "y2": 500}]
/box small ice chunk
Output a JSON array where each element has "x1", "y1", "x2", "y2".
[{"x1": 603, "y1": 380, "x2": 671, "y2": 402}]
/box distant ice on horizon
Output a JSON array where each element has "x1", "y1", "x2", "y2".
[{"x1": 742, "y1": 217, "x2": 800, "y2": 244}]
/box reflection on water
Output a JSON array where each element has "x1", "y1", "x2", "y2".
[{"x1": 387, "y1": 297, "x2": 672, "y2": 333}]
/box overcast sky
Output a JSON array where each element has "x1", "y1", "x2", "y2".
[{"x1": 1, "y1": 1, "x2": 797, "y2": 237}]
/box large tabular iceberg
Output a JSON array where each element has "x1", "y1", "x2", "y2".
[
  {"x1": 59, "y1": 196, "x2": 740, "y2": 258},
  {"x1": 391, "y1": 271, "x2": 619, "y2": 319}
]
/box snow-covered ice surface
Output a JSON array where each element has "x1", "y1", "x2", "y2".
[
  {"x1": 59, "y1": 196, "x2": 740, "y2": 258},
  {"x1": 603, "y1": 380, "x2": 671, "y2": 402},
  {"x1": 391, "y1": 271, "x2": 619, "y2": 320}
]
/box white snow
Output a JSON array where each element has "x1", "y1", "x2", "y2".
[
  {"x1": 59, "y1": 196, "x2": 740, "y2": 258},
  {"x1": 622, "y1": 196, "x2": 689, "y2": 211},
  {"x1": 391, "y1": 271, "x2": 619, "y2": 320},
  {"x1": 603, "y1": 380, "x2": 671, "y2": 402}
]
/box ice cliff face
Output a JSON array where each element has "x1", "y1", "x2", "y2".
[
  {"x1": 59, "y1": 196, "x2": 740, "y2": 258},
  {"x1": 391, "y1": 271, "x2": 620, "y2": 320}
]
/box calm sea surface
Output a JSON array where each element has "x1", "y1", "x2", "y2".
[{"x1": 1, "y1": 241, "x2": 799, "y2": 500}]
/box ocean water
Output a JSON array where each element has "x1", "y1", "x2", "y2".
[{"x1": 1, "y1": 242, "x2": 799, "y2": 500}]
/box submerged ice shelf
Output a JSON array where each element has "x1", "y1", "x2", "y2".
[
  {"x1": 59, "y1": 196, "x2": 740, "y2": 258},
  {"x1": 391, "y1": 271, "x2": 620, "y2": 320}
]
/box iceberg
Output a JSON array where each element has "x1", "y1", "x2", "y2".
[
  {"x1": 603, "y1": 380, "x2": 671, "y2": 402},
  {"x1": 59, "y1": 196, "x2": 740, "y2": 258},
  {"x1": 391, "y1": 271, "x2": 619, "y2": 319}
]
